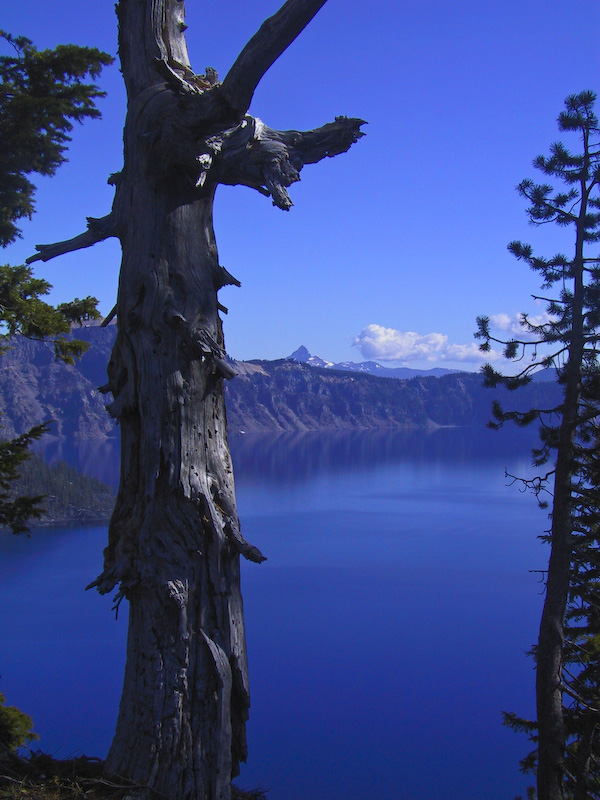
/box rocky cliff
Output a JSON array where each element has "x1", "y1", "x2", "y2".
[
  {"x1": 0, "y1": 325, "x2": 116, "y2": 439},
  {"x1": 224, "y1": 359, "x2": 561, "y2": 433},
  {"x1": 0, "y1": 326, "x2": 562, "y2": 437}
]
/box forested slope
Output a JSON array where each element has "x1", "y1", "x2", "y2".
[{"x1": 10, "y1": 454, "x2": 114, "y2": 524}]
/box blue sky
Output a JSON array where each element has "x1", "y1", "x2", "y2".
[{"x1": 2, "y1": 0, "x2": 599, "y2": 369}]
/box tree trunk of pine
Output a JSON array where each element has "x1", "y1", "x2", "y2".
[
  {"x1": 536, "y1": 214, "x2": 586, "y2": 800},
  {"x1": 536, "y1": 457, "x2": 573, "y2": 800},
  {"x1": 93, "y1": 85, "x2": 254, "y2": 800}
]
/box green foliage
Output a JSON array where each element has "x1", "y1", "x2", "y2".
[
  {"x1": 231, "y1": 789, "x2": 269, "y2": 800},
  {"x1": 0, "y1": 262, "x2": 101, "y2": 532},
  {"x1": 0, "y1": 692, "x2": 38, "y2": 753},
  {"x1": 476, "y1": 90, "x2": 600, "y2": 445},
  {"x1": 0, "y1": 30, "x2": 112, "y2": 789},
  {"x1": 0, "y1": 264, "x2": 100, "y2": 363},
  {"x1": 0, "y1": 31, "x2": 113, "y2": 246},
  {"x1": 479, "y1": 91, "x2": 600, "y2": 798},
  {"x1": 0, "y1": 424, "x2": 48, "y2": 534},
  {"x1": 0, "y1": 29, "x2": 108, "y2": 535}
]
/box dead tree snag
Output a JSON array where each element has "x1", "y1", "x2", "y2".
[{"x1": 28, "y1": 2, "x2": 364, "y2": 798}]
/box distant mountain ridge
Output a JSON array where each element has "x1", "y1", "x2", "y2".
[
  {"x1": 288, "y1": 345, "x2": 464, "y2": 379},
  {"x1": 225, "y1": 357, "x2": 561, "y2": 433},
  {"x1": 0, "y1": 326, "x2": 561, "y2": 438},
  {"x1": 287, "y1": 344, "x2": 557, "y2": 383}
]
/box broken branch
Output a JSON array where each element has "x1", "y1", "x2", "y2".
[
  {"x1": 26, "y1": 214, "x2": 116, "y2": 264},
  {"x1": 219, "y1": 0, "x2": 328, "y2": 120},
  {"x1": 215, "y1": 115, "x2": 366, "y2": 209}
]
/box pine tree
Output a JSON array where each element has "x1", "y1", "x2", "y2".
[
  {"x1": 0, "y1": 31, "x2": 112, "y2": 532},
  {"x1": 0, "y1": 691, "x2": 38, "y2": 753},
  {"x1": 0, "y1": 31, "x2": 113, "y2": 246},
  {"x1": 476, "y1": 91, "x2": 600, "y2": 800}
]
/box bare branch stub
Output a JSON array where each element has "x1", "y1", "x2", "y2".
[{"x1": 26, "y1": 214, "x2": 116, "y2": 265}]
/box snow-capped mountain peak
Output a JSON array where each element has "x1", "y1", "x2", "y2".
[{"x1": 286, "y1": 346, "x2": 462, "y2": 380}]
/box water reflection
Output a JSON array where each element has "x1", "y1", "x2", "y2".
[
  {"x1": 36, "y1": 438, "x2": 120, "y2": 490},
  {"x1": 229, "y1": 425, "x2": 537, "y2": 485},
  {"x1": 35, "y1": 426, "x2": 539, "y2": 492},
  {"x1": 3, "y1": 426, "x2": 543, "y2": 800}
]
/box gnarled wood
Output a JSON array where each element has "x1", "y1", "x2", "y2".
[
  {"x1": 215, "y1": 116, "x2": 365, "y2": 209},
  {"x1": 31, "y1": 1, "x2": 364, "y2": 798}
]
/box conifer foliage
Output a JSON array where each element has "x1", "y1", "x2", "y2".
[
  {"x1": 0, "y1": 691, "x2": 38, "y2": 753},
  {"x1": 0, "y1": 31, "x2": 113, "y2": 247},
  {"x1": 476, "y1": 91, "x2": 600, "y2": 800},
  {"x1": 0, "y1": 31, "x2": 111, "y2": 533}
]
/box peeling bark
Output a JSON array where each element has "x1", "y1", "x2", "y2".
[{"x1": 31, "y1": 1, "x2": 364, "y2": 798}]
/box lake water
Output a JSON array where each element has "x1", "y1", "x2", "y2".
[{"x1": 0, "y1": 428, "x2": 548, "y2": 799}]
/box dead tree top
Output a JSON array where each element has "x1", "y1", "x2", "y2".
[{"x1": 27, "y1": 0, "x2": 365, "y2": 269}]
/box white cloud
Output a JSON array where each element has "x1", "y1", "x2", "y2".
[
  {"x1": 489, "y1": 311, "x2": 551, "y2": 341},
  {"x1": 352, "y1": 324, "x2": 500, "y2": 364},
  {"x1": 443, "y1": 342, "x2": 490, "y2": 362},
  {"x1": 352, "y1": 325, "x2": 447, "y2": 362},
  {"x1": 489, "y1": 313, "x2": 514, "y2": 332}
]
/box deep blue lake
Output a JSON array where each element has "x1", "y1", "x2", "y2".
[{"x1": 0, "y1": 428, "x2": 547, "y2": 799}]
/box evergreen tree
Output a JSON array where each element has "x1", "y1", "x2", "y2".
[
  {"x1": 0, "y1": 31, "x2": 112, "y2": 532},
  {"x1": 0, "y1": 691, "x2": 38, "y2": 753},
  {"x1": 0, "y1": 30, "x2": 113, "y2": 246},
  {"x1": 476, "y1": 91, "x2": 600, "y2": 800}
]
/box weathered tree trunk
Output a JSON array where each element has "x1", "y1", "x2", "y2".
[
  {"x1": 96, "y1": 147, "x2": 254, "y2": 797},
  {"x1": 29, "y1": 2, "x2": 364, "y2": 798},
  {"x1": 535, "y1": 207, "x2": 587, "y2": 800},
  {"x1": 536, "y1": 441, "x2": 575, "y2": 800}
]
